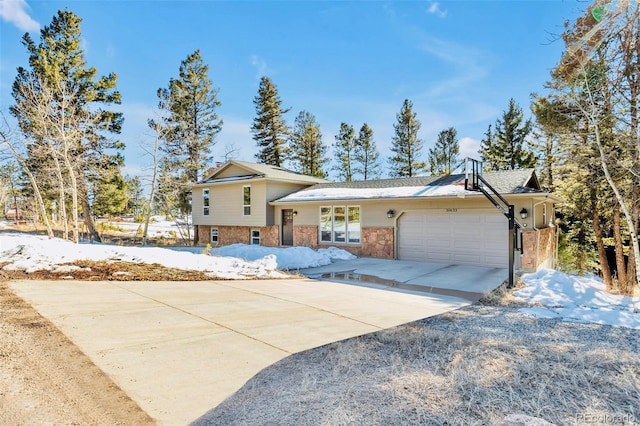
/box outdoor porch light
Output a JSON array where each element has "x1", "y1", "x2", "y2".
[
  {"x1": 293, "y1": 211, "x2": 298, "y2": 217},
  {"x1": 519, "y1": 208, "x2": 528, "y2": 219},
  {"x1": 387, "y1": 209, "x2": 395, "y2": 219}
]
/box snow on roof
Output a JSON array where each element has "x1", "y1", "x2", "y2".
[
  {"x1": 274, "y1": 169, "x2": 543, "y2": 203},
  {"x1": 277, "y1": 183, "x2": 469, "y2": 202}
]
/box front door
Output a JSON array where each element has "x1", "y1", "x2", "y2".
[{"x1": 282, "y1": 209, "x2": 294, "y2": 246}]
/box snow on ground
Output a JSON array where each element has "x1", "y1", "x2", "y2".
[
  {"x1": 0, "y1": 232, "x2": 353, "y2": 280},
  {"x1": 206, "y1": 244, "x2": 356, "y2": 270},
  {"x1": 101, "y1": 215, "x2": 192, "y2": 239},
  {"x1": 2, "y1": 228, "x2": 638, "y2": 329},
  {"x1": 515, "y1": 269, "x2": 640, "y2": 330}
]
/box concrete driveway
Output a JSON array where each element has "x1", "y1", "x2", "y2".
[
  {"x1": 9, "y1": 277, "x2": 471, "y2": 425},
  {"x1": 300, "y1": 258, "x2": 508, "y2": 301}
]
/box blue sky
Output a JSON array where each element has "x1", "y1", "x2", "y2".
[{"x1": 1, "y1": 0, "x2": 585, "y2": 180}]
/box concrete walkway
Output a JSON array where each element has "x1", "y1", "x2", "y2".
[{"x1": 9, "y1": 278, "x2": 470, "y2": 425}]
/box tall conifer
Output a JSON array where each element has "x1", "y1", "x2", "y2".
[
  {"x1": 388, "y1": 99, "x2": 426, "y2": 177},
  {"x1": 428, "y1": 127, "x2": 460, "y2": 175},
  {"x1": 353, "y1": 123, "x2": 380, "y2": 180},
  {"x1": 252, "y1": 77, "x2": 290, "y2": 166},
  {"x1": 288, "y1": 110, "x2": 328, "y2": 178},
  {"x1": 333, "y1": 122, "x2": 356, "y2": 181},
  {"x1": 480, "y1": 98, "x2": 536, "y2": 170}
]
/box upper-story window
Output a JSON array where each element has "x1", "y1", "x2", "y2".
[
  {"x1": 203, "y1": 189, "x2": 210, "y2": 215},
  {"x1": 243, "y1": 185, "x2": 251, "y2": 216}
]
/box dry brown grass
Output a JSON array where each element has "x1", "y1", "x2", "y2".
[
  {"x1": 195, "y1": 305, "x2": 640, "y2": 425},
  {"x1": 0, "y1": 260, "x2": 214, "y2": 281}
]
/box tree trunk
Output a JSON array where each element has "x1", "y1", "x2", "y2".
[
  {"x1": 1, "y1": 132, "x2": 54, "y2": 238},
  {"x1": 592, "y1": 122, "x2": 640, "y2": 290},
  {"x1": 76, "y1": 173, "x2": 101, "y2": 242},
  {"x1": 592, "y1": 190, "x2": 614, "y2": 289},
  {"x1": 612, "y1": 202, "x2": 628, "y2": 291},
  {"x1": 625, "y1": 245, "x2": 637, "y2": 295}
]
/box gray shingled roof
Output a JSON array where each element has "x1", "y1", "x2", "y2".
[{"x1": 480, "y1": 168, "x2": 541, "y2": 193}]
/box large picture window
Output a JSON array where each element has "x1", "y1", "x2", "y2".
[
  {"x1": 203, "y1": 189, "x2": 210, "y2": 216},
  {"x1": 319, "y1": 206, "x2": 360, "y2": 244},
  {"x1": 243, "y1": 185, "x2": 251, "y2": 216}
]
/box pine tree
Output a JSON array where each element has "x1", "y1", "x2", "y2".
[
  {"x1": 428, "y1": 127, "x2": 460, "y2": 175},
  {"x1": 91, "y1": 165, "x2": 128, "y2": 218},
  {"x1": 480, "y1": 98, "x2": 536, "y2": 170},
  {"x1": 155, "y1": 50, "x2": 222, "y2": 244},
  {"x1": 333, "y1": 122, "x2": 356, "y2": 181},
  {"x1": 389, "y1": 99, "x2": 426, "y2": 177},
  {"x1": 353, "y1": 123, "x2": 380, "y2": 180},
  {"x1": 158, "y1": 50, "x2": 222, "y2": 184},
  {"x1": 10, "y1": 9, "x2": 123, "y2": 242},
  {"x1": 288, "y1": 110, "x2": 328, "y2": 178},
  {"x1": 252, "y1": 77, "x2": 290, "y2": 166}
]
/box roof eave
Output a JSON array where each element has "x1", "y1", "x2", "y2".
[{"x1": 270, "y1": 191, "x2": 559, "y2": 205}]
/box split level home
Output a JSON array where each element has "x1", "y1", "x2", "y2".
[{"x1": 191, "y1": 160, "x2": 560, "y2": 272}]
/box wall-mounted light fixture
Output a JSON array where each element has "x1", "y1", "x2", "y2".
[
  {"x1": 519, "y1": 208, "x2": 528, "y2": 220},
  {"x1": 293, "y1": 211, "x2": 298, "y2": 217},
  {"x1": 387, "y1": 209, "x2": 395, "y2": 219}
]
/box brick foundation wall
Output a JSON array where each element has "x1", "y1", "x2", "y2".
[
  {"x1": 361, "y1": 227, "x2": 394, "y2": 259},
  {"x1": 538, "y1": 226, "x2": 556, "y2": 269},
  {"x1": 292, "y1": 225, "x2": 393, "y2": 259},
  {"x1": 197, "y1": 225, "x2": 212, "y2": 245},
  {"x1": 219, "y1": 226, "x2": 251, "y2": 245},
  {"x1": 260, "y1": 225, "x2": 279, "y2": 247},
  {"x1": 197, "y1": 225, "x2": 280, "y2": 247},
  {"x1": 521, "y1": 227, "x2": 556, "y2": 271},
  {"x1": 294, "y1": 225, "x2": 319, "y2": 249}
]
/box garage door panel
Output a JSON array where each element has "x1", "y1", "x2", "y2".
[{"x1": 398, "y1": 212, "x2": 507, "y2": 268}]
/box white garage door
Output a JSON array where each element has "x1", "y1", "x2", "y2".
[{"x1": 398, "y1": 212, "x2": 508, "y2": 268}]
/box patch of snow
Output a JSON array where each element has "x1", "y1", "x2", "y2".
[
  {"x1": 515, "y1": 269, "x2": 640, "y2": 329},
  {"x1": 207, "y1": 243, "x2": 356, "y2": 270},
  {"x1": 0, "y1": 233, "x2": 355, "y2": 280}
]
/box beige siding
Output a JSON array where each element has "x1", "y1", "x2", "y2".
[
  {"x1": 191, "y1": 187, "x2": 211, "y2": 225},
  {"x1": 193, "y1": 181, "x2": 268, "y2": 227},
  {"x1": 276, "y1": 196, "x2": 533, "y2": 228},
  {"x1": 267, "y1": 182, "x2": 312, "y2": 225},
  {"x1": 216, "y1": 164, "x2": 253, "y2": 178}
]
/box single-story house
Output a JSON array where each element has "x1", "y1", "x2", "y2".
[{"x1": 191, "y1": 160, "x2": 560, "y2": 272}]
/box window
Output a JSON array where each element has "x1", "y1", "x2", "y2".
[
  {"x1": 210, "y1": 228, "x2": 218, "y2": 244},
  {"x1": 319, "y1": 206, "x2": 360, "y2": 244},
  {"x1": 203, "y1": 189, "x2": 210, "y2": 216},
  {"x1": 542, "y1": 204, "x2": 548, "y2": 227},
  {"x1": 251, "y1": 229, "x2": 260, "y2": 245},
  {"x1": 243, "y1": 185, "x2": 251, "y2": 216},
  {"x1": 320, "y1": 207, "x2": 332, "y2": 242},
  {"x1": 333, "y1": 207, "x2": 346, "y2": 242},
  {"x1": 347, "y1": 206, "x2": 361, "y2": 243}
]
